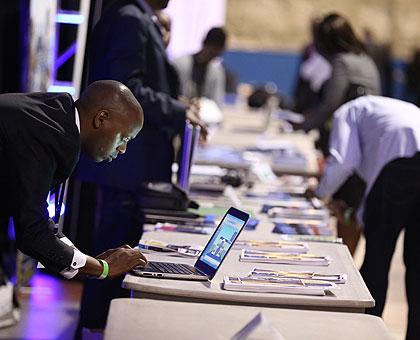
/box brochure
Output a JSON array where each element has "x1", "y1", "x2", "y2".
[
  {"x1": 261, "y1": 201, "x2": 313, "y2": 213},
  {"x1": 138, "y1": 239, "x2": 203, "y2": 257},
  {"x1": 154, "y1": 222, "x2": 215, "y2": 235},
  {"x1": 239, "y1": 249, "x2": 331, "y2": 266},
  {"x1": 249, "y1": 268, "x2": 347, "y2": 283},
  {"x1": 278, "y1": 234, "x2": 343, "y2": 244},
  {"x1": 267, "y1": 207, "x2": 329, "y2": 222},
  {"x1": 234, "y1": 240, "x2": 308, "y2": 253},
  {"x1": 224, "y1": 276, "x2": 336, "y2": 296},
  {"x1": 272, "y1": 218, "x2": 333, "y2": 236}
]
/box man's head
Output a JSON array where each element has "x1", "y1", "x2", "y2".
[
  {"x1": 76, "y1": 80, "x2": 144, "y2": 163},
  {"x1": 200, "y1": 27, "x2": 227, "y2": 63}
]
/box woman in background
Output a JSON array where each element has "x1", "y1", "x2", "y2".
[{"x1": 296, "y1": 13, "x2": 381, "y2": 254}]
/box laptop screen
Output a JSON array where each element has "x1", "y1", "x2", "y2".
[
  {"x1": 178, "y1": 122, "x2": 200, "y2": 193},
  {"x1": 195, "y1": 207, "x2": 249, "y2": 278}
]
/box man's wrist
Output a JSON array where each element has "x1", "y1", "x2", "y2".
[
  {"x1": 97, "y1": 259, "x2": 109, "y2": 279},
  {"x1": 79, "y1": 256, "x2": 104, "y2": 277}
]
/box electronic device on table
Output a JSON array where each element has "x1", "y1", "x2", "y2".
[{"x1": 132, "y1": 207, "x2": 249, "y2": 281}]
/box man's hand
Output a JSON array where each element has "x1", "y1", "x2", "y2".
[
  {"x1": 178, "y1": 96, "x2": 208, "y2": 142},
  {"x1": 289, "y1": 120, "x2": 304, "y2": 131},
  {"x1": 96, "y1": 245, "x2": 148, "y2": 278},
  {"x1": 327, "y1": 199, "x2": 349, "y2": 225},
  {"x1": 186, "y1": 108, "x2": 208, "y2": 143},
  {"x1": 304, "y1": 187, "x2": 316, "y2": 200}
]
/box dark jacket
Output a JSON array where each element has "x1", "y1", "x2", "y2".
[
  {"x1": 0, "y1": 92, "x2": 80, "y2": 272},
  {"x1": 77, "y1": 0, "x2": 186, "y2": 190}
]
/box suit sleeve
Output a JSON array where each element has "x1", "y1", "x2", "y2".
[
  {"x1": 105, "y1": 14, "x2": 186, "y2": 131},
  {"x1": 11, "y1": 136, "x2": 74, "y2": 273}
]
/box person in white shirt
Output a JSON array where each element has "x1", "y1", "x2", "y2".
[{"x1": 313, "y1": 95, "x2": 420, "y2": 340}]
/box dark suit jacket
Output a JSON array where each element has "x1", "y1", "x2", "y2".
[
  {"x1": 77, "y1": 0, "x2": 186, "y2": 190},
  {"x1": 0, "y1": 92, "x2": 80, "y2": 272}
]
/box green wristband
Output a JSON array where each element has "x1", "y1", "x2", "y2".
[{"x1": 98, "y1": 259, "x2": 109, "y2": 279}]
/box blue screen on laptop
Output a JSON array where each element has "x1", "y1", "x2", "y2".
[{"x1": 199, "y1": 214, "x2": 245, "y2": 269}]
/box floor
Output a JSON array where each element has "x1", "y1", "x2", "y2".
[
  {"x1": 0, "y1": 274, "x2": 83, "y2": 340},
  {"x1": 0, "y1": 234, "x2": 407, "y2": 340}
]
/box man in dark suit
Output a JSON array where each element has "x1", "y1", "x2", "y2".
[
  {"x1": 0, "y1": 80, "x2": 147, "y2": 281},
  {"x1": 75, "y1": 0, "x2": 207, "y2": 335},
  {"x1": 80, "y1": 0, "x2": 206, "y2": 187}
]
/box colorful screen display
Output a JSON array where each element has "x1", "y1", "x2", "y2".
[{"x1": 199, "y1": 214, "x2": 245, "y2": 269}]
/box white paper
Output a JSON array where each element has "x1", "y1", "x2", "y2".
[{"x1": 250, "y1": 162, "x2": 278, "y2": 183}]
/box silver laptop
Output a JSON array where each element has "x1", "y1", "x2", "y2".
[{"x1": 132, "y1": 207, "x2": 249, "y2": 281}]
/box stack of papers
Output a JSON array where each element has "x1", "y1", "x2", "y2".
[
  {"x1": 240, "y1": 249, "x2": 332, "y2": 266},
  {"x1": 272, "y1": 218, "x2": 333, "y2": 236},
  {"x1": 245, "y1": 188, "x2": 306, "y2": 200},
  {"x1": 276, "y1": 109, "x2": 305, "y2": 124},
  {"x1": 249, "y1": 268, "x2": 347, "y2": 283},
  {"x1": 279, "y1": 234, "x2": 342, "y2": 243},
  {"x1": 267, "y1": 207, "x2": 329, "y2": 222},
  {"x1": 253, "y1": 138, "x2": 295, "y2": 152},
  {"x1": 154, "y1": 222, "x2": 215, "y2": 235},
  {"x1": 261, "y1": 201, "x2": 313, "y2": 213},
  {"x1": 223, "y1": 276, "x2": 336, "y2": 296},
  {"x1": 138, "y1": 240, "x2": 203, "y2": 257},
  {"x1": 271, "y1": 149, "x2": 308, "y2": 168},
  {"x1": 234, "y1": 240, "x2": 308, "y2": 253},
  {"x1": 195, "y1": 145, "x2": 247, "y2": 168},
  {"x1": 261, "y1": 197, "x2": 323, "y2": 212}
]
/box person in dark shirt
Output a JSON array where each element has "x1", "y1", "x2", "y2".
[{"x1": 0, "y1": 80, "x2": 147, "y2": 280}]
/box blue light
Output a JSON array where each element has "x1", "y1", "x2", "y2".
[
  {"x1": 55, "y1": 43, "x2": 77, "y2": 70},
  {"x1": 47, "y1": 194, "x2": 66, "y2": 219},
  {"x1": 56, "y1": 12, "x2": 84, "y2": 25}
]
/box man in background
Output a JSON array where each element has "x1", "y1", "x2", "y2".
[
  {"x1": 312, "y1": 96, "x2": 420, "y2": 340},
  {"x1": 173, "y1": 27, "x2": 227, "y2": 109}
]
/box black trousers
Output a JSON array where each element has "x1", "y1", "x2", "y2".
[
  {"x1": 360, "y1": 153, "x2": 420, "y2": 340},
  {"x1": 74, "y1": 186, "x2": 143, "y2": 338}
]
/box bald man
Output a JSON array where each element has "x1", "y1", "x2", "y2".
[{"x1": 0, "y1": 80, "x2": 147, "y2": 280}]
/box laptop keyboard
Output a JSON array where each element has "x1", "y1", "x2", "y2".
[{"x1": 148, "y1": 261, "x2": 196, "y2": 275}]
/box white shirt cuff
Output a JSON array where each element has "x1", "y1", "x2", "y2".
[{"x1": 59, "y1": 237, "x2": 87, "y2": 279}]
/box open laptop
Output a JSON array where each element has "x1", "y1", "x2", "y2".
[
  {"x1": 178, "y1": 122, "x2": 200, "y2": 193},
  {"x1": 132, "y1": 207, "x2": 249, "y2": 281}
]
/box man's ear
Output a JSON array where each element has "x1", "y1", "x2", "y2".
[{"x1": 93, "y1": 110, "x2": 110, "y2": 128}]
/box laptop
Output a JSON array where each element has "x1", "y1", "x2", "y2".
[
  {"x1": 132, "y1": 207, "x2": 250, "y2": 281},
  {"x1": 178, "y1": 122, "x2": 200, "y2": 193}
]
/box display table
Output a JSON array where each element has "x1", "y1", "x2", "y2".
[
  {"x1": 123, "y1": 230, "x2": 374, "y2": 313},
  {"x1": 104, "y1": 299, "x2": 391, "y2": 340},
  {"x1": 194, "y1": 105, "x2": 319, "y2": 176}
]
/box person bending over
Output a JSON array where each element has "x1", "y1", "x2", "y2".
[
  {"x1": 0, "y1": 80, "x2": 147, "y2": 280},
  {"x1": 309, "y1": 96, "x2": 420, "y2": 340}
]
